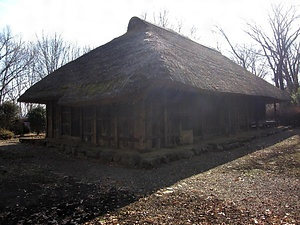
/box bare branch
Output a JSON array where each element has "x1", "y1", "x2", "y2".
[{"x1": 246, "y1": 3, "x2": 300, "y2": 92}]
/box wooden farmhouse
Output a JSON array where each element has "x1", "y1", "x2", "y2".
[{"x1": 19, "y1": 17, "x2": 289, "y2": 150}]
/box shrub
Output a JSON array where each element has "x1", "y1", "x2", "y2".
[
  {"x1": 0, "y1": 128, "x2": 14, "y2": 139},
  {"x1": 10, "y1": 119, "x2": 30, "y2": 135},
  {"x1": 0, "y1": 101, "x2": 19, "y2": 130},
  {"x1": 27, "y1": 106, "x2": 46, "y2": 135},
  {"x1": 277, "y1": 103, "x2": 300, "y2": 127}
]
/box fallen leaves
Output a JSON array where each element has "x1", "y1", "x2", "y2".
[
  {"x1": 1, "y1": 132, "x2": 300, "y2": 224},
  {"x1": 0, "y1": 175, "x2": 136, "y2": 224},
  {"x1": 92, "y1": 134, "x2": 300, "y2": 224}
]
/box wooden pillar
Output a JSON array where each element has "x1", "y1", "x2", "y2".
[
  {"x1": 246, "y1": 101, "x2": 250, "y2": 131},
  {"x1": 218, "y1": 97, "x2": 222, "y2": 135},
  {"x1": 111, "y1": 104, "x2": 118, "y2": 148},
  {"x1": 145, "y1": 99, "x2": 153, "y2": 149},
  {"x1": 136, "y1": 98, "x2": 146, "y2": 150},
  {"x1": 201, "y1": 105, "x2": 205, "y2": 139},
  {"x1": 274, "y1": 102, "x2": 277, "y2": 123},
  {"x1": 79, "y1": 108, "x2": 83, "y2": 140},
  {"x1": 236, "y1": 99, "x2": 240, "y2": 133},
  {"x1": 46, "y1": 101, "x2": 53, "y2": 138},
  {"x1": 91, "y1": 106, "x2": 97, "y2": 145},
  {"x1": 227, "y1": 98, "x2": 231, "y2": 136},
  {"x1": 69, "y1": 107, "x2": 72, "y2": 137},
  {"x1": 255, "y1": 99, "x2": 259, "y2": 129},
  {"x1": 164, "y1": 92, "x2": 169, "y2": 147},
  {"x1": 55, "y1": 105, "x2": 62, "y2": 138},
  {"x1": 234, "y1": 99, "x2": 239, "y2": 134}
]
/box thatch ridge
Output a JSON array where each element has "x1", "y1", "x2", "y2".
[{"x1": 18, "y1": 16, "x2": 289, "y2": 105}]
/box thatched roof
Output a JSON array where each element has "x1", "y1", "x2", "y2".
[{"x1": 18, "y1": 17, "x2": 289, "y2": 105}]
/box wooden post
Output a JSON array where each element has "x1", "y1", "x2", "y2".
[
  {"x1": 145, "y1": 100, "x2": 152, "y2": 149},
  {"x1": 138, "y1": 99, "x2": 146, "y2": 150},
  {"x1": 218, "y1": 98, "x2": 222, "y2": 135},
  {"x1": 91, "y1": 106, "x2": 97, "y2": 145},
  {"x1": 274, "y1": 102, "x2": 277, "y2": 124},
  {"x1": 236, "y1": 99, "x2": 240, "y2": 133},
  {"x1": 234, "y1": 99, "x2": 239, "y2": 134},
  {"x1": 164, "y1": 92, "x2": 169, "y2": 147},
  {"x1": 56, "y1": 105, "x2": 62, "y2": 138},
  {"x1": 133, "y1": 98, "x2": 146, "y2": 150},
  {"x1": 111, "y1": 104, "x2": 118, "y2": 148},
  {"x1": 246, "y1": 101, "x2": 250, "y2": 131},
  {"x1": 69, "y1": 107, "x2": 72, "y2": 137},
  {"x1": 227, "y1": 98, "x2": 231, "y2": 136},
  {"x1": 79, "y1": 108, "x2": 83, "y2": 140},
  {"x1": 255, "y1": 100, "x2": 259, "y2": 130},
  {"x1": 201, "y1": 105, "x2": 205, "y2": 139},
  {"x1": 46, "y1": 101, "x2": 53, "y2": 138}
]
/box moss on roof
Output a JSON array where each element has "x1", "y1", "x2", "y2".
[{"x1": 18, "y1": 17, "x2": 289, "y2": 105}]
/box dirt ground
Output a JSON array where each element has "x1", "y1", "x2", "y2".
[{"x1": 0, "y1": 129, "x2": 299, "y2": 224}]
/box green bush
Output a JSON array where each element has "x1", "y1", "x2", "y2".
[
  {"x1": 27, "y1": 106, "x2": 46, "y2": 135},
  {"x1": 10, "y1": 119, "x2": 30, "y2": 135},
  {"x1": 278, "y1": 104, "x2": 300, "y2": 127},
  {"x1": 0, "y1": 101, "x2": 19, "y2": 130},
  {"x1": 0, "y1": 128, "x2": 14, "y2": 139}
]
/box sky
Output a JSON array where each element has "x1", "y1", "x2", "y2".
[{"x1": 1, "y1": 0, "x2": 299, "y2": 51}]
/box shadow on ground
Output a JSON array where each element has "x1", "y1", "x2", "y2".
[{"x1": 0, "y1": 128, "x2": 298, "y2": 224}]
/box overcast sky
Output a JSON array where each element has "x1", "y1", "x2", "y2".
[{"x1": 0, "y1": 0, "x2": 299, "y2": 50}]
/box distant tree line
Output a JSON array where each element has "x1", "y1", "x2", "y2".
[
  {"x1": 0, "y1": 28, "x2": 90, "y2": 137},
  {"x1": 0, "y1": 28, "x2": 90, "y2": 110}
]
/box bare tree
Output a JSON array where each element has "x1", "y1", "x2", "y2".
[
  {"x1": 189, "y1": 25, "x2": 199, "y2": 42},
  {"x1": 173, "y1": 18, "x2": 183, "y2": 34},
  {"x1": 246, "y1": 3, "x2": 300, "y2": 92},
  {"x1": 0, "y1": 26, "x2": 32, "y2": 104},
  {"x1": 31, "y1": 32, "x2": 91, "y2": 81},
  {"x1": 217, "y1": 26, "x2": 268, "y2": 78},
  {"x1": 141, "y1": 9, "x2": 199, "y2": 41},
  {"x1": 16, "y1": 32, "x2": 91, "y2": 116},
  {"x1": 0, "y1": 27, "x2": 90, "y2": 115},
  {"x1": 32, "y1": 32, "x2": 71, "y2": 79},
  {"x1": 153, "y1": 9, "x2": 170, "y2": 28}
]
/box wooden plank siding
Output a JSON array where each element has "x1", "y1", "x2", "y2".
[{"x1": 45, "y1": 91, "x2": 268, "y2": 150}]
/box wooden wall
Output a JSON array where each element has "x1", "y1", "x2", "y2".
[{"x1": 46, "y1": 91, "x2": 268, "y2": 150}]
